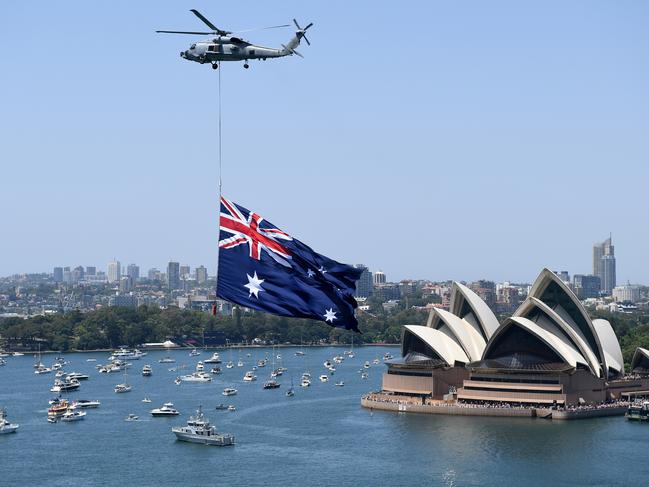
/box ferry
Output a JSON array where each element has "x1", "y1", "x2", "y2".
[
  {"x1": 172, "y1": 406, "x2": 235, "y2": 446},
  {"x1": 626, "y1": 401, "x2": 649, "y2": 421}
]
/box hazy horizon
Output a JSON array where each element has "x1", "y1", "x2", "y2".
[{"x1": 2, "y1": 1, "x2": 647, "y2": 284}]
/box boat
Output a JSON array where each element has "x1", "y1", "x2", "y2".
[
  {"x1": 50, "y1": 377, "x2": 81, "y2": 393},
  {"x1": 214, "y1": 404, "x2": 228, "y2": 410},
  {"x1": 263, "y1": 379, "x2": 280, "y2": 389},
  {"x1": 61, "y1": 409, "x2": 86, "y2": 422},
  {"x1": 333, "y1": 355, "x2": 344, "y2": 364},
  {"x1": 626, "y1": 401, "x2": 649, "y2": 421},
  {"x1": 110, "y1": 348, "x2": 147, "y2": 361},
  {"x1": 257, "y1": 359, "x2": 267, "y2": 368},
  {"x1": 0, "y1": 409, "x2": 19, "y2": 434},
  {"x1": 286, "y1": 377, "x2": 295, "y2": 397},
  {"x1": 237, "y1": 360, "x2": 244, "y2": 367},
  {"x1": 159, "y1": 356, "x2": 176, "y2": 364},
  {"x1": 12, "y1": 352, "x2": 24, "y2": 357},
  {"x1": 48, "y1": 399, "x2": 70, "y2": 416},
  {"x1": 225, "y1": 361, "x2": 234, "y2": 369},
  {"x1": 272, "y1": 368, "x2": 284, "y2": 377},
  {"x1": 34, "y1": 365, "x2": 52, "y2": 375},
  {"x1": 361, "y1": 372, "x2": 369, "y2": 380},
  {"x1": 210, "y1": 367, "x2": 222, "y2": 375},
  {"x1": 227, "y1": 405, "x2": 236, "y2": 412},
  {"x1": 174, "y1": 377, "x2": 182, "y2": 385},
  {"x1": 86, "y1": 358, "x2": 97, "y2": 362},
  {"x1": 142, "y1": 364, "x2": 152, "y2": 376},
  {"x1": 295, "y1": 351, "x2": 305, "y2": 356},
  {"x1": 125, "y1": 414, "x2": 139, "y2": 422},
  {"x1": 383, "y1": 352, "x2": 394, "y2": 361},
  {"x1": 189, "y1": 348, "x2": 201, "y2": 357},
  {"x1": 335, "y1": 381, "x2": 345, "y2": 387},
  {"x1": 363, "y1": 361, "x2": 371, "y2": 369},
  {"x1": 372, "y1": 358, "x2": 380, "y2": 365},
  {"x1": 300, "y1": 377, "x2": 311, "y2": 387},
  {"x1": 180, "y1": 372, "x2": 212, "y2": 383},
  {"x1": 319, "y1": 375, "x2": 329, "y2": 383},
  {"x1": 346, "y1": 335, "x2": 355, "y2": 358},
  {"x1": 115, "y1": 383, "x2": 132, "y2": 393},
  {"x1": 142, "y1": 398, "x2": 152, "y2": 403},
  {"x1": 72, "y1": 399, "x2": 101, "y2": 408},
  {"x1": 0, "y1": 352, "x2": 10, "y2": 358},
  {"x1": 323, "y1": 360, "x2": 332, "y2": 368},
  {"x1": 204, "y1": 352, "x2": 222, "y2": 364},
  {"x1": 66, "y1": 372, "x2": 89, "y2": 381},
  {"x1": 222, "y1": 388, "x2": 237, "y2": 396},
  {"x1": 243, "y1": 371, "x2": 257, "y2": 382},
  {"x1": 195, "y1": 361, "x2": 204, "y2": 372},
  {"x1": 151, "y1": 402, "x2": 180, "y2": 416},
  {"x1": 0, "y1": 358, "x2": 6, "y2": 366},
  {"x1": 171, "y1": 406, "x2": 235, "y2": 446}
]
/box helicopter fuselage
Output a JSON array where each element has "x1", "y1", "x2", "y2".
[{"x1": 180, "y1": 39, "x2": 286, "y2": 64}]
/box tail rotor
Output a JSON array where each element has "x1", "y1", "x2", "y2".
[{"x1": 293, "y1": 19, "x2": 313, "y2": 46}]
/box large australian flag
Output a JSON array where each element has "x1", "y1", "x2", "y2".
[{"x1": 217, "y1": 196, "x2": 363, "y2": 331}]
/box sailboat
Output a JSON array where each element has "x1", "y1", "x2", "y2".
[
  {"x1": 263, "y1": 347, "x2": 280, "y2": 389},
  {"x1": 114, "y1": 370, "x2": 132, "y2": 393},
  {"x1": 286, "y1": 377, "x2": 295, "y2": 397},
  {"x1": 347, "y1": 334, "x2": 355, "y2": 358}
]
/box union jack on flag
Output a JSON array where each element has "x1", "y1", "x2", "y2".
[{"x1": 216, "y1": 196, "x2": 363, "y2": 331}]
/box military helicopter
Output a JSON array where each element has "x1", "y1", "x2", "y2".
[{"x1": 157, "y1": 9, "x2": 313, "y2": 69}]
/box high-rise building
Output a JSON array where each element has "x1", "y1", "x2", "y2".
[
  {"x1": 167, "y1": 261, "x2": 180, "y2": 290},
  {"x1": 72, "y1": 266, "x2": 85, "y2": 283},
  {"x1": 593, "y1": 236, "x2": 616, "y2": 295},
  {"x1": 354, "y1": 264, "x2": 373, "y2": 298},
  {"x1": 85, "y1": 266, "x2": 96, "y2": 276},
  {"x1": 53, "y1": 267, "x2": 63, "y2": 283},
  {"x1": 612, "y1": 284, "x2": 641, "y2": 303},
  {"x1": 180, "y1": 265, "x2": 191, "y2": 279},
  {"x1": 107, "y1": 261, "x2": 121, "y2": 283},
  {"x1": 373, "y1": 271, "x2": 386, "y2": 285},
  {"x1": 119, "y1": 276, "x2": 133, "y2": 292},
  {"x1": 572, "y1": 274, "x2": 601, "y2": 300},
  {"x1": 63, "y1": 266, "x2": 72, "y2": 284},
  {"x1": 126, "y1": 264, "x2": 140, "y2": 281},
  {"x1": 147, "y1": 268, "x2": 160, "y2": 281},
  {"x1": 196, "y1": 265, "x2": 208, "y2": 285}
]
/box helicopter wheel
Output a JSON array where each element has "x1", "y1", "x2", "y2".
[
  {"x1": 243, "y1": 63, "x2": 249, "y2": 69},
  {"x1": 212, "y1": 63, "x2": 218, "y2": 70}
]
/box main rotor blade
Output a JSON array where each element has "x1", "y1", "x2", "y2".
[
  {"x1": 304, "y1": 22, "x2": 314, "y2": 30},
  {"x1": 190, "y1": 9, "x2": 227, "y2": 34},
  {"x1": 156, "y1": 30, "x2": 214, "y2": 35},
  {"x1": 292, "y1": 49, "x2": 304, "y2": 58},
  {"x1": 302, "y1": 35, "x2": 311, "y2": 46},
  {"x1": 234, "y1": 24, "x2": 290, "y2": 34},
  {"x1": 293, "y1": 19, "x2": 301, "y2": 30}
]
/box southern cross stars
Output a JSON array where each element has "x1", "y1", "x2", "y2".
[
  {"x1": 323, "y1": 308, "x2": 337, "y2": 323},
  {"x1": 307, "y1": 269, "x2": 316, "y2": 278},
  {"x1": 244, "y1": 271, "x2": 265, "y2": 298}
]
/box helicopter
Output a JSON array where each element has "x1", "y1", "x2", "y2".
[{"x1": 157, "y1": 9, "x2": 313, "y2": 69}]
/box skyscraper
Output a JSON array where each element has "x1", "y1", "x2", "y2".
[
  {"x1": 180, "y1": 265, "x2": 191, "y2": 279},
  {"x1": 196, "y1": 265, "x2": 208, "y2": 284},
  {"x1": 53, "y1": 267, "x2": 63, "y2": 283},
  {"x1": 107, "y1": 261, "x2": 121, "y2": 284},
  {"x1": 354, "y1": 264, "x2": 373, "y2": 298},
  {"x1": 593, "y1": 236, "x2": 616, "y2": 295},
  {"x1": 167, "y1": 261, "x2": 180, "y2": 290},
  {"x1": 127, "y1": 264, "x2": 140, "y2": 281},
  {"x1": 373, "y1": 270, "x2": 386, "y2": 285},
  {"x1": 85, "y1": 266, "x2": 96, "y2": 276}
]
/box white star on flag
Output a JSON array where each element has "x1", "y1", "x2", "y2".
[
  {"x1": 323, "y1": 308, "x2": 337, "y2": 323},
  {"x1": 244, "y1": 271, "x2": 265, "y2": 298},
  {"x1": 318, "y1": 266, "x2": 327, "y2": 274},
  {"x1": 307, "y1": 269, "x2": 316, "y2": 278}
]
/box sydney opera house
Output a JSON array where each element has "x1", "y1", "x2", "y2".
[{"x1": 365, "y1": 268, "x2": 649, "y2": 416}]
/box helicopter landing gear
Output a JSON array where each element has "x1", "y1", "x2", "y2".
[
  {"x1": 212, "y1": 63, "x2": 218, "y2": 70},
  {"x1": 243, "y1": 62, "x2": 249, "y2": 69}
]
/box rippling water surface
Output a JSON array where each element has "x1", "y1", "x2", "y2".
[{"x1": 1, "y1": 346, "x2": 647, "y2": 486}]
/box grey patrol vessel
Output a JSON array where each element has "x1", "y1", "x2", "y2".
[{"x1": 172, "y1": 406, "x2": 234, "y2": 446}]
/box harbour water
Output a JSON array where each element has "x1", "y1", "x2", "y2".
[{"x1": 1, "y1": 346, "x2": 647, "y2": 486}]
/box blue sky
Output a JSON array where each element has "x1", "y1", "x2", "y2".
[{"x1": 1, "y1": 1, "x2": 647, "y2": 283}]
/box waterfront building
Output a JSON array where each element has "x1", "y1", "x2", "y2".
[
  {"x1": 195, "y1": 265, "x2": 208, "y2": 285},
  {"x1": 167, "y1": 261, "x2": 180, "y2": 290},
  {"x1": 107, "y1": 261, "x2": 121, "y2": 284},
  {"x1": 572, "y1": 274, "x2": 601, "y2": 300},
  {"x1": 593, "y1": 236, "x2": 616, "y2": 295},
  {"x1": 53, "y1": 267, "x2": 63, "y2": 283},
  {"x1": 354, "y1": 265, "x2": 373, "y2": 298},
  {"x1": 372, "y1": 268, "x2": 649, "y2": 412},
  {"x1": 126, "y1": 264, "x2": 140, "y2": 281},
  {"x1": 373, "y1": 271, "x2": 386, "y2": 285},
  {"x1": 612, "y1": 283, "x2": 641, "y2": 303}
]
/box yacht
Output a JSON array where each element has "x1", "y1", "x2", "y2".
[
  {"x1": 286, "y1": 378, "x2": 295, "y2": 397},
  {"x1": 227, "y1": 405, "x2": 236, "y2": 412},
  {"x1": 257, "y1": 359, "x2": 267, "y2": 368},
  {"x1": 72, "y1": 399, "x2": 101, "y2": 409},
  {"x1": 12, "y1": 352, "x2": 24, "y2": 357},
  {"x1": 323, "y1": 360, "x2": 333, "y2": 368},
  {"x1": 34, "y1": 365, "x2": 52, "y2": 375},
  {"x1": 174, "y1": 377, "x2": 182, "y2": 386},
  {"x1": 142, "y1": 364, "x2": 152, "y2": 376},
  {"x1": 372, "y1": 358, "x2": 380, "y2": 365},
  {"x1": 110, "y1": 348, "x2": 146, "y2": 361},
  {"x1": 0, "y1": 358, "x2": 6, "y2": 366},
  {"x1": 180, "y1": 372, "x2": 212, "y2": 383},
  {"x1": 195, "y1": 361, "x2": 204, "y2": 372},
  {"x1": 243, "y1": 371, "x2": 257, "y2": 382},
  {"x1": 125, "y1": 413, "x2": 139, "y2": 422},
  {"x1": 115, "y1": 383, "x2": 132, "y2": 393},
  {"x1": 204, "y1": 352, "x2": 222, "y2": 364},
  {"x1": 272, "y1": 368, "x2": 284, "y2": 377},
  {"x1": 159, "y1": 356, "x2": 176, "y2": 364},
  {"x1": 67, "y1": 372, "x2": 89, "y2": 381},
  {"x1": 0, "y1": 351, "x2": 9, "y2": 358},
  {"x1": 295, "y1": 351, "x2": 305, "y2": 356},
  {"x1": 50, "y1": 377, "x2": 81, "y2": 393},
  {"x1": 335, "y1": 381, "x2": 345, "y2": 387},
  {"x1": 61, "y1": 409, "x2": 86, "y2": 422},
  {"x1": 237, "y1": 360, "x2": 244, "y2": 367},
  {"x1": 319, "y1": 375, "x2": 329, "y2": 383},
  {"x1": 151, "y1": 402, "x2": 180, "y2": 416},
  {"x1": 189, "y1": 348, "x2": 201, "y2": 357},
  {"x1": 333, "y1": 355, "x2": 344, "y2": 364},
  {"x1": 0, "y1": 409, "x2": 19, "y2": 434},
  {"x1": 222, "y1": 388, "x2": 238, "y2": 396},
  {"x1": 210, "y1": 367, "x2": 222, "y2": 375},
  {"x1": 300, "y1": 377, "x2": 311, "y2": 387},
  {"x1": 225, "y1": 361, "x2": 234, "y2": 369},
  {"x1": 383, "y1": 352, "x2": 394, "y2": 361},
  {"x1": 171, "y1": 406, "x2": 234, "y2": 446},
  {"x1": 214, "y1": 404, "x2": 229, "y2": 410},
  {"x1": 142, "y1": 398, "x2": 152, "y2": 403},
  {"x1": 263, "y1": 379, "x2": 281, "y2": 389},
  {"x1": 363, "y1": 361, "x2": 371, "y2": 369}
]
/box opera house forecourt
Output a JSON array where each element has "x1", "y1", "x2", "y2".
[{"x1": 362, "y1": 268, "x2": 649, "y2": 420}]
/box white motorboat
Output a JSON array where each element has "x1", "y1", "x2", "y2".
[
  {"x1": 67, "y1": 372, "x2": 89, "y2": 380},
  {"x1": 142, "y1": 364, "x2": 152, "y2": 376},
  {"x1": 383, "y1": 352, "x2": 394, "y2": 361},
  {"x1": 257, "y1": 359, "x2": 267, "y2": 368},
  {"x1": 125, "y1": 414, "x2": 139, "y2": 422},
  {"x1": 263, "y1": 379, "x2": 280, "y2": 389},
  {"x1": 361, "y1": 372, "x2": 369, "y2": 380},
  {"x1": 227, "y1": 405, "x2": 236, "y2": 412},
  {"x1": 372, "y1": 358, "x2": 380, "y2": 365},
  {"x1": 142, "y1": 397, "x2": 152, "y2": 403},
  {"x1": 51, "y1": 362, "x2": 63, "y2": 370},
  {"x1": 300, "y1": 378, "x2": 311, "y2": 387},
  {"x1": 34, "y1": 365, "x2": 52, "y2": 375},
  {"x1": 335, "y1": 381, "x2": 345, "y2": 387},
  {"x1": 0, "y1": 358, "x2": 6, "y2": 366},
  {"x1": 363, "y1": 361, "x2": 371, "y2": 369},
  {"x1": 243, "y1": 371, "x2": 257, "y2": 382},
  {"x1": 210, "y1": 367, "x2": 222, "y2": 375},
  {"x1": 195, "y1": 361, "x2": 204, "y2": 372},
  {"x1": 319, "y1": 375, "x2": 329, "y2": 383},
  {"x1": 151, "y1": 402, "x2": 180, "y2": 416},
  {"x1": 225, "y1": 361, "x2": 234, "y2": 369},
  {"x1": 222, "y1": 388, "x2": 238, "y2": 396},
  {"x1": 204, "y1": 352, "x2": 221, "y2": 364},
  {"x1": 50, "y1": 377, "x2": 80, "y2": 393},
  {"x1": 0, "y1": 409, "x2": 19, "y2": 434},
  {"x1": 237, "y1": 360, "x2": 244, "y2": 367},
  {"x1": 115, "y1": 383, "x2": 132, "y2": 393},
  {"x1": 86, "y1": 358, "x2": 97, "y2": 362},
  {"x1": 189, "y1": 348, "x2": 201, "y2": 357},
  {"x1": 171, "y1": 406, "x2": 234, "y2": 446},
  {"x1": 110, "y1": 348, "x2": 146, "y2": 361},
  {"x1": 12, "y1": 352, "x2": 24, "y2": 357},
  {"x1": 323, "y1": 360, "x2": 333, "y2": 368},
  {"x1": 180, "y1": 372, "x2": 212, "y2": 383},
  {"x1": 61, "y1": 409, "x2": 86, "y2": 422},
  {"x1": 72, "y1": 399, "x2": 101, "y2": 409},
  {"x1": 159, "y1": 356, "x2": 176, "y2": 364},
  {"x1": 295, "y1": 351, "x2": 305, "y2": 356}
]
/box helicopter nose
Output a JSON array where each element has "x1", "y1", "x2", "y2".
[{"x1": 180, "y1": 50, "x2": 186, "y2": 59}]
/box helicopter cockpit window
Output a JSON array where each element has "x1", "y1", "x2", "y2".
[
  {"x1": 230, "y1": 37, "x2": 243, "y2": 45},
  {"x1": 207, "y1": 45, "x2": 215, "y2": 52},
  {"x1": 190, "y1": 44, "x2": 196, "y2": 50}
]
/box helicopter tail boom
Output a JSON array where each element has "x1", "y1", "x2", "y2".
[{"x1": 280, "y1": 20, "x2": 313, "y2": 57}]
